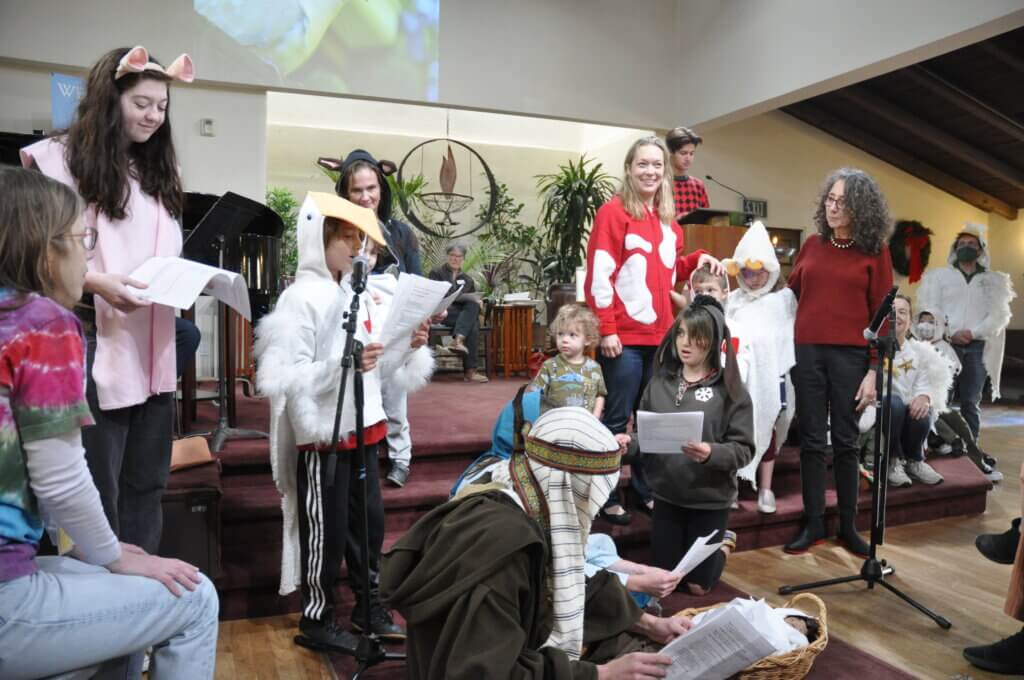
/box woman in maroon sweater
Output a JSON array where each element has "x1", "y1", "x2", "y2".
[{"x1": 784, "y1": 168, "x2": 893, "y2": 556}]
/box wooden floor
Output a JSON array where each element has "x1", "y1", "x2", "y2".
[{"x1": 214, "y1": 405, "x2": 1024, "y2": 680}]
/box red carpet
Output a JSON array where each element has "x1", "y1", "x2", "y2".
[
  {"x1": 328, "y1": 582, "x2": 916, "y2": 679},
  {"x1": 172, "y1": 375, "x2": 990, "y2": 621}
]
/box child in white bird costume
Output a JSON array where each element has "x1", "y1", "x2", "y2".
[
  {"x1": 255, "y1": 193, "x2": 433, "y2": 652},
  {"x1": 721, "y1": 222, "x2": 797, "y2": 514}
]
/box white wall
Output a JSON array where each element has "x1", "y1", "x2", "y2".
[
  {"x1": 0, "y1": 62, "x2": 266, "y2": 202},
  {"x1": 674, "y1": 0, "x2": 1024, "y2": 129}
]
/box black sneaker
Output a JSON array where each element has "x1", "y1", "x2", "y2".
[
  {"x1": 964, "y1": 627, "x2": 1024, "y2": 674},
  {"x1": 976, "y1": 518, "x2": 1021, "y2": 565},
  {"x1": 297, "y1": 615, "x2": 360, "y2": 654},
  {"x1": 352, "y1": 597, "x2": 406, "y2": 640},
  {"x1": 983, "y1": 452, "x2": 999, "y2": 468}
]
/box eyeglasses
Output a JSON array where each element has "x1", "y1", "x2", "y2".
[
  {"x1": 55, "y1": 227, "x2": 98, "y2": 251},
  {"x1": 824, "y1": 195, "x2": 847, "y2": 210}
]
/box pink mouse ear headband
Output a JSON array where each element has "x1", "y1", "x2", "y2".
[{"x1": 115, "y1": 46, "x2": 194, "y2": 83}]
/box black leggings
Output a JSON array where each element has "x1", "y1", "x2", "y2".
[{"x1": 651, "y1": 501, "x2": 730, "y2": 591}]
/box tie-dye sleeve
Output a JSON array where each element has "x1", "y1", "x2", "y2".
[{"x1": 7, "y1": 313, "x2": 94, "y2": 443}]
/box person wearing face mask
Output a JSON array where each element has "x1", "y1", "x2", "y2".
[
  {"x1": 861, "y1": 296, "x2": 952, "y2": 488},
  {"x1": 917, "y1": 224, "x2": 1015, "y2": 448}
]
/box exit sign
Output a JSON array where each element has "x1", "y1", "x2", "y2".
[{"x1": 743, "y1": 198, "x2": 768, "y2": 218}]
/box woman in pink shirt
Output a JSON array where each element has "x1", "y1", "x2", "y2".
[{"x1": 21, "y1": 46, "x2": 193, "y2": 567}]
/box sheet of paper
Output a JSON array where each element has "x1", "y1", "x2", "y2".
[
  {"x1": 432, "y1": 282, "x2": 464, "y2": 317},
  {"x1": 379, "y1": 273, "x2": 453, "y2": 367},
  {"x1": 672, "y1": 531, "x2": 723, "y2": 576},
  {"x1": 127, "y1": 256, "x2": 251, "y2": 321},
  {"x1": 662, "y1": 605, "x2": 777, "y2": 680},
  {"x1": 636, "y1": 410, "x2": 704, "y2": 454}
]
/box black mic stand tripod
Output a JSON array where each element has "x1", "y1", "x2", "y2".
[
  {"x1": 293, "y1": 272, "x2": 405, "y2": 677},
  {"x1": 778, "y1": 304, "x2": 952, "y2": 629}
]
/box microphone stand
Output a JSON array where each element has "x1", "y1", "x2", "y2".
[
  {"x1": 294, "y1": 271, "x2": 405, "y2": 676},
  {"x1": 779, "y1": 304, "x2": 951, "y2": 629}
]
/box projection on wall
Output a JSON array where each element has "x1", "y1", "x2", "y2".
[{"x1": 194, "y1": 0, "x2": 439, "y2": 101}]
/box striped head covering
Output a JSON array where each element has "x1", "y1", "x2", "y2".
[{"x1": 474, "y1": 407, "x2": 620, "y2": 659}]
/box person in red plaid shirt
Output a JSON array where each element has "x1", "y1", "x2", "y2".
[{"x1": 667, "y1": 127, "x2": 709, "y2": 218}]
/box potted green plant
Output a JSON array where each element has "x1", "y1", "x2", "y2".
[
  {"x1": 266, "y1": 187, "x2": 300, "y2": 292},
  {"x1": 535, "y1": 155, "x2": 615, "y2": 322}
]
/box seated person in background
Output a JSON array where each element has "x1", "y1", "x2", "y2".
[
  {"x1": 529, "y1": 304, "x2": 606, "y2": 417},
  {"x1": 429, "y1": 242, "x2": 487, "y2": 383},
  {"x1": 0, "y1": 167, "x2": 218, "y2": 680},
  {"x1": 383, "y1": 407, "x2": 690, "y2": 679},
  {"x1": 963, "y1": 462, "x2": 1024, "y2": 675},
  {"x1": 867, "y1": 295, "x2": 951, "y2": 488},
  {"x1": 621, "y1": 296, "x2": 753, "y2": 596}
]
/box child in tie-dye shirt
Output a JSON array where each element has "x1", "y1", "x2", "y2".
[{"x1": 0, "y1": 166, "x2": 218, "y2": 679}]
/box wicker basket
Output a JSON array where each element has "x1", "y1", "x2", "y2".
[{"x1": 674, "y1": 592, "x2": 828, "y2": 680}]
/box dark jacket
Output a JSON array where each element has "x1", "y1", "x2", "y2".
[
  {"x1": 381, "y1": 490, "x2": 642, "y2": 680},
  {"x1": 429, "y1": 263, "x2": 476, "y2": 296},
  {"x1": 632, "y1": 370, "x2": 755, "y2": 510},
  {"x1": 336, "y1": 149, "x2": 422, "y2": 275}
]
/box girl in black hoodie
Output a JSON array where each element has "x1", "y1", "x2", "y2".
[{"x1": 624, "y1": 296, "x2": 755, "y2": 595}]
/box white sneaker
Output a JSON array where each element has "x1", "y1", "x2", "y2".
[
  {"x1": 906, "y1": 459, "x2": 944, "y2": 485},
  {"x1": 936, "y1": 443, "x2": 954, "y2": 455},
  {"x1": 985, "y1": 468, "x2": 1005, "y2": 483},
  {"x1": 888, "y1": 457, "x2": 912, "y2": 487},
  {"x1": 757, "y1": 488, "x2": 777, "y2": 514}
]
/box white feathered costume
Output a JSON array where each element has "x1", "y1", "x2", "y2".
[
  {"x1": 254, "y1": 192, "x2": 434, "y2": 596},
  {"x1": 722, "y1": 222, "x2": 797, "y2": 488},
  {"x1": 916, "y1": 223, "x2": 1015, "y2": 399}
]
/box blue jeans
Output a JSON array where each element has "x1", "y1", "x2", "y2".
[
  {"x1": 598, "y1": 345, "x2": 657, "y2": 505},
  {"x1": 0, "y1": 556, "x2": 219, "y2": 680},
  {"x1": 885, "y1": 394, "x2": 932, "y2": 462},
  {"x1": 953, "y1": 340, "x2": 986, "y2": 440}
]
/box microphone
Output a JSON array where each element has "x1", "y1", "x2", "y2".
[
  {"x1": 705, "y1": 175, "x2": 748, "y2": 203},
  {"x1": 350, "y1": 254, "x2": 369, "y2": 294},
  {"x1": 863, "y1": 286, "x2": 899, "y2": 341}
]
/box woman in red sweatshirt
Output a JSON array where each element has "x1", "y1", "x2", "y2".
[
  {"x1": 784, "y1": 168, "x2": 893, "y2": 556},
  {"x1": 585, "y1": 136, "x2": 721, "y2": 523}
]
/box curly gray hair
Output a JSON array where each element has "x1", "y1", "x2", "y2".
[{"x1": 813, "y1": 168, "x2": 892, "y2": 255}]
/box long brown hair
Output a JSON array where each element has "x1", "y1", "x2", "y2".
[
  {"x1": 619, "y1": 136, "x2": 675, "y2": 225},
  {"x1": 0, "y1": 167, "x2": 82, "y2": 309},
  {"x1": 655, "y1": 296, "x2": 746, "y2": 402},
  {"x1": 64, "y1": 47, "x2": 183, "y2": 220}
]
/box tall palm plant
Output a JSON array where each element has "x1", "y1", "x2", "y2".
[{"x1": 535, "y1": 155, "x2": 615, "y2": 285}]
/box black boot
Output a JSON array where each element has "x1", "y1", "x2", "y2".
[
  {"x1": 976, "y1": 518, "x2": 1021, "y2": 565},
  {"x1": 784, "y1": 516, "x2": 826, "y2": 554},
  {"x1": 352, "y1": 588, "x2": 406, "y2": 640},
  {"x1": 834, "y1": 450, "x2": 869, "y2": 557},
  {"x1": 964, "y1": 627, "x2": 1024, "y2": 674},
  {"x1": 836, "y1": 517, "x2": 870, "y2": 557},
  {"x1": 298, "y1": 614, "x2": 360, "y2": 654}
]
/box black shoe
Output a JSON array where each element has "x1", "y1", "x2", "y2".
[
  {"x1": 784, "y1": 518, "x2": 826, "y2": 554},
  {"x1": 297, "y1": 615, "x2": 360, "y2": 654},
  {"x1": 836, "y1": 526, "x2": 871, "y2": 558},
  {"x1": 976, "y1": 518, "x2": 1021, "y2": 565},
  {"x1": 386, "y1": 462, "x2": 410, "y2": 488},
  {"x1": 352, "y1": 596, "x2": 406, "y2": 640},
  {"x1": 983, "y1": 452, "x2": 999, "y2": 468},
  {"x1": 964, "y1": 627, "x2": 1024, "y2": 674}
]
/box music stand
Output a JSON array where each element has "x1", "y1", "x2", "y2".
[{"x1": 184, "y1": 192, "x2": 275, "y2": 452}]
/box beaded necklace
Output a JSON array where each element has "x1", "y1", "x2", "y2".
[{"x1": 830, "y1": 235, "x2": 855, "y2": 249}]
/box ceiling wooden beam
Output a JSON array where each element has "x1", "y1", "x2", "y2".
[
  {"x1": 836, "y1": 86, "x2": 1024, "y2": 192},
  {"x1": 901, "y1": 66, "x2": 1024, "y2": 145},
  {"x1": 783, "y1": 101, "x2": 1018, "y2": 220},
  {"x1": 979, "y1": 41, "x2": 1024, "y2": 75}
]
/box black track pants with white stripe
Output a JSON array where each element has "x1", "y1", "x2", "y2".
[{"x1": 295, "y1": 448, "x2": 385, "y2": 622}]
